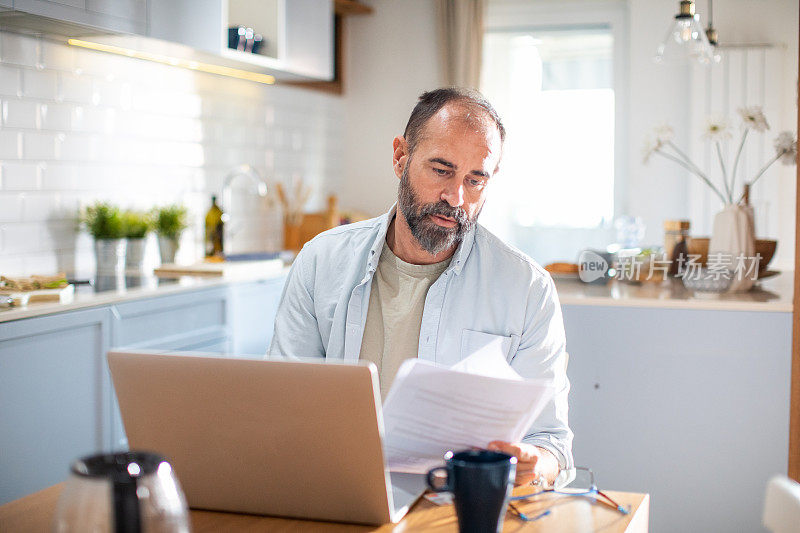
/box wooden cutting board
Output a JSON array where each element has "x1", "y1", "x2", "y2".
[{"x1": 154, "y1": 259, "x2": 285, "y2": 279}]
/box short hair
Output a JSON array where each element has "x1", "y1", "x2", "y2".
[{"x1": 403, "y1": 87, "x2": 506, "y2": 156}]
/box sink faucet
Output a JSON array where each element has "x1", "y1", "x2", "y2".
[
  {"x1": 221, "y1": 164, "x2": 268, "y2": 208},
  {"x1": 220, "y1": 165, "x2": 269, "y2": 244}
]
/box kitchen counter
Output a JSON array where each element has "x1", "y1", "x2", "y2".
[
  {"x1": 555, "y1": 271, "x2": 793, "y2": 312},
  {"x1": 0, "y1": 268, "x2": 291, "y2": 324}
]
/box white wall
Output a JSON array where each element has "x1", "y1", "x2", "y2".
[
  {"x1": 341, "y1": 0, "x2": 798, "y2": 269},
  {"x1": 341, "y1": 0, "x2": 443, "y2": 216},
  {"x1": 0, "y1": 31, "x2": 344, "y2": 277}
]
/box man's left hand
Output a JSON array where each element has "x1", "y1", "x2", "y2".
[{"x1": 487, "y1": 441, "x2": 559, "y2": 487}]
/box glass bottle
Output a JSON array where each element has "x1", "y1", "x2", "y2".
[{"x1": 205, "y1": 195, "x2": 224, "y2": 258}]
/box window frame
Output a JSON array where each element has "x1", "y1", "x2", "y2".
[{"x1": 485, "y1": 0, "x2": 630, "y2": 224}]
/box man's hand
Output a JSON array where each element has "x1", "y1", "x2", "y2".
[{"x1": 487, "y1": 441, "x2": 560, "y2": 487}]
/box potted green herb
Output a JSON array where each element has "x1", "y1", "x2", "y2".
[
  {"x1": 153, "y1": 204, "x2": 188, "y2": 264},
  {"x1": 80, "y1": 202, "x2": 126, "y2": 276},
  {"x1": 122, "y1": 210, "x2": 153, "y2": 270}
]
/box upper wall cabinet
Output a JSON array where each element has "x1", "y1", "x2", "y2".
[
  {"x1": 0, "y1": 0, "x2": 334, "y2": 82},
  {"x1": 149, "y1": 0, "x2": 334, "y2": 81},
  {"x1": 5, "y1": 0, "x2": 147, "y2": 34}
]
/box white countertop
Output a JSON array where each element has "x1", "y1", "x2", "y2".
[
  {"x1": 2, "y1": 267, "x2": 791, "y2": 323},
  {"x1": 555, "y1": 271, "x2": 794, "y2": 312},
  {"x1": 0, "y1": 268, "x2": 291, "y2": 324}
]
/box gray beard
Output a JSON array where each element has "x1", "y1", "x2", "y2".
[{"x1": 397, "y1": 164, "x2": 479, "y2": 255}]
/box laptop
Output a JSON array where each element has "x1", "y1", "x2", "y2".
[{"x1": 107, "y1": 351, "x2": 427, "y2": 525}]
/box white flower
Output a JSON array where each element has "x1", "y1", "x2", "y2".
[
  {"x1": 642, "y1": 136, "x2": 660, "y2": 164},
  {"x1": 703, "y1": 116, "x2": 732, "y2": 141},
  {"x1": 642, "y1": 124, "x2": 674, "y2": 164},
  {"x1": 654, "y1": 124, "x2": 674, "y2": 144},
  {"x1": 773, "y1": 131, "x2": 797, "y2": 165},
  {"x1": 738, "y1": 106, "x2": 770, "y2": 132}
]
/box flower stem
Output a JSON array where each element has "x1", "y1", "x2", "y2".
[
  {"x1": 665, "y1": 141, "x2": 707, "y2": 176},
  {"x1": 655, "y1": 149, "x2": 728, "y2": 204},
  {"x1": 748, "y1": 152, "x2": 782, "y2": 186},
  {"x1": 730, "y1": 128, "x2": 749, "y2": 203},
  {"x1": 715, "y1": 141, "x2": 731, "y2": 203}
]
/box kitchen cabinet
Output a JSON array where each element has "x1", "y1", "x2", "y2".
[
  {"x1": 107, "y1": 286, "x2": 232, "y2": 449},
  {"x1": 0, "y1": 307, "x2": 112, "y2": 504},
  {"x1": 148, "y1": 0, "x2": 334, "y2": 81},
  {"x1": 11, "y1": 0, "x2": 147, "y2": 34},
  {"x1": 228, "y1": 278, "x2": 285, "y2": 357},
  {"x1": 0, "y1": 275, "x2": 287, "y2": 504},
  {"x1": 563, "y1": 304, "x2": 791, "y2": 533}
]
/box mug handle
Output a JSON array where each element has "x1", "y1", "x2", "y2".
[{"x1": 426, "y1": 466, "x2": 451, "y2": 492}]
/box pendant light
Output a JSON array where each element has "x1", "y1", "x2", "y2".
[{"x1": 654, "y1": 0, "x2": 716, "y2": 65}]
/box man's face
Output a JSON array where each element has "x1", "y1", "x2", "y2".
[{"x1": 395, "y1": 105, "x2": 502, "y2": 255}]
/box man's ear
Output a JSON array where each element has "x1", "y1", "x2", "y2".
[{"x1": 392, "y1": 136, "x2": 409, "y2": 180}]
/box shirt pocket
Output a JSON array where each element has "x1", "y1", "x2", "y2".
[{"x1": 460, "y1": 329, "x2": 521, "y2": 361}]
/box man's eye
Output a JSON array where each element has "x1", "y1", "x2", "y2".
[
  {"x1": 468, "y1": 178, "x2": 484, "y2": 187},
  {"x1": 433, "y1": 168, "x2": 449, "y2": 176}
]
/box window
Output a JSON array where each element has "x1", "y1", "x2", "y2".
[{"x1": 479, "y1": 3, "x2": 626, "y2": 265}]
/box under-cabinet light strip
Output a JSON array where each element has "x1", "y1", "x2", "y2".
[{"x1": 67, "y1": 38, "x2": 276, "y2": 85}]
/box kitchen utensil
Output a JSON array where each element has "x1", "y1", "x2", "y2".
[{"x1": 52, "y1": 451, "x2": 189, "y2": 533}]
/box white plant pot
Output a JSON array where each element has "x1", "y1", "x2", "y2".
[
  {"x1": 125, "y1": 238, "x2": 147, "y2": 270},
  {"x1": 708, "y1": 204, "x2": 756, "y2": 292},
  {"x1": 158, "y1": 236, "x2": 179, "y2": 264},
  {"x1": 94, "y1": 238, "x2": 127, "y2": 276}
]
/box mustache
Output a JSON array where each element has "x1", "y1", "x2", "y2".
[{"x1": 416, "y1": 201, "x2": 469, "y2": 227}]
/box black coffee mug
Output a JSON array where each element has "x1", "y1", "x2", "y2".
[{"x1": 426, "y1": 449, "x2": 517, "y2": 533}]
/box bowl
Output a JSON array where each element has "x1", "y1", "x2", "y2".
[
  {"x1": 681, "y1": 267, "x2": 733, "y2": 294},
  {"x1": 686, "y1": 237, "x2": 776, "y2": 273}
]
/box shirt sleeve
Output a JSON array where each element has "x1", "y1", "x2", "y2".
[
  {"x1": 509, "y1": 273, "x2": 574, "y2": 470},
  {"x1": 268, "y1": 248, "x2": 325, "y2": 358}
]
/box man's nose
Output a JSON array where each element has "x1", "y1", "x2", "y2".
[{"x1": 441, "y1": 179, "x2": 465, "y2": 207}]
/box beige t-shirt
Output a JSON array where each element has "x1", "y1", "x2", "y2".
[{"x1": 359, "y1": 242, "x2": 452, "y2": 400}]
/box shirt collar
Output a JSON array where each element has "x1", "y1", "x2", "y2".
[{"x1": 365, "y1": 203, "x2": 475, "y2": 276}]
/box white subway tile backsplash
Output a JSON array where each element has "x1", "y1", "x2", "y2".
[
  {"x1": 22, "y1": 132, "x2": 58, "y2": 160},
  {"x1": 0, "y1": 130, "x2": 22, "y2": 159},
  {"x1": 2, "y1": 99, "x2": 40, "y2": 129},
  {"x1": 0, "y1": 194, "x2": 23, "y2": 222},
  {"x1": 23, "y1": 69, "x2": 58, "y2": 100},
  {"x1": 0, "y1": 29, "x2": 343, "y2": 275},
  {"x1": 57, "y1": 134, "x2": 98, "y2": 161},
  {"x1": 0, "y1": 65, "x2": 21, "y2": 97},
  {"x1": 0, "y1": 33, "x2": 39, "y2": 68},
  {"x1": 40, "y1": 103, "x2": 73, "y2": 131},
  {"x1": 39, "y1": 40, "x2": 76, "y2": 72},
  {"x1": 1, "y1": 222, "x2": 42, "y2": 253},
  {"x1": 1, "y1": 162, "x2": 41, "y2": 190},
  {"x1": 58, "y1": 72, "x2": 94, "y2": 104},
  {"x1": 40, "y1": 164, "x2": 76, "y2": 190}
]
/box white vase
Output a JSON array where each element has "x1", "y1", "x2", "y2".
[{"x1": 708, "y1": 204, "x2": 756, "y2": 292}]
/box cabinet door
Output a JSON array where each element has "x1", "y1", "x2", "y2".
[
  {"x1": 228, "y1": 276, "x2": 287, "y2": 357},
  {"x1": 562, "y1": 305, "x2": 791, "y2": 533},
  {"x1": 108, "y1": 287, "x2": 230, "y2": 448},
  {"x1": 284, "y1": 0, "x2": 334, "y2": 80},
  {"x1": 13, "y1": 0, "x2": 147, "y2": 34},
  {"x1": 0, "y1": 308, "x2": 112, "y2": 504}
]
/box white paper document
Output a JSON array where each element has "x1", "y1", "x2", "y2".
[{"x1": 382, "y1": 350, "x2": 555, "y2": 473}]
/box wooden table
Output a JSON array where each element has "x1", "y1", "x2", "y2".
[{"x1": 0, "y1": 484, "x2": 649, "y2": 532}]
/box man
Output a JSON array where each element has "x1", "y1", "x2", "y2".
[{"x1": 270, "y1": 87, "x2": 572, "y2": 486}]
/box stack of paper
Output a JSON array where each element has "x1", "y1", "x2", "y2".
[{"x1": 382, "y1": 348, "x2": 555, "y2": 473}]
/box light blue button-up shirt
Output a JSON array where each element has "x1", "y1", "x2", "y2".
[{"x1": 269, "y1": 205, "x2": 573, "y2": 469}]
